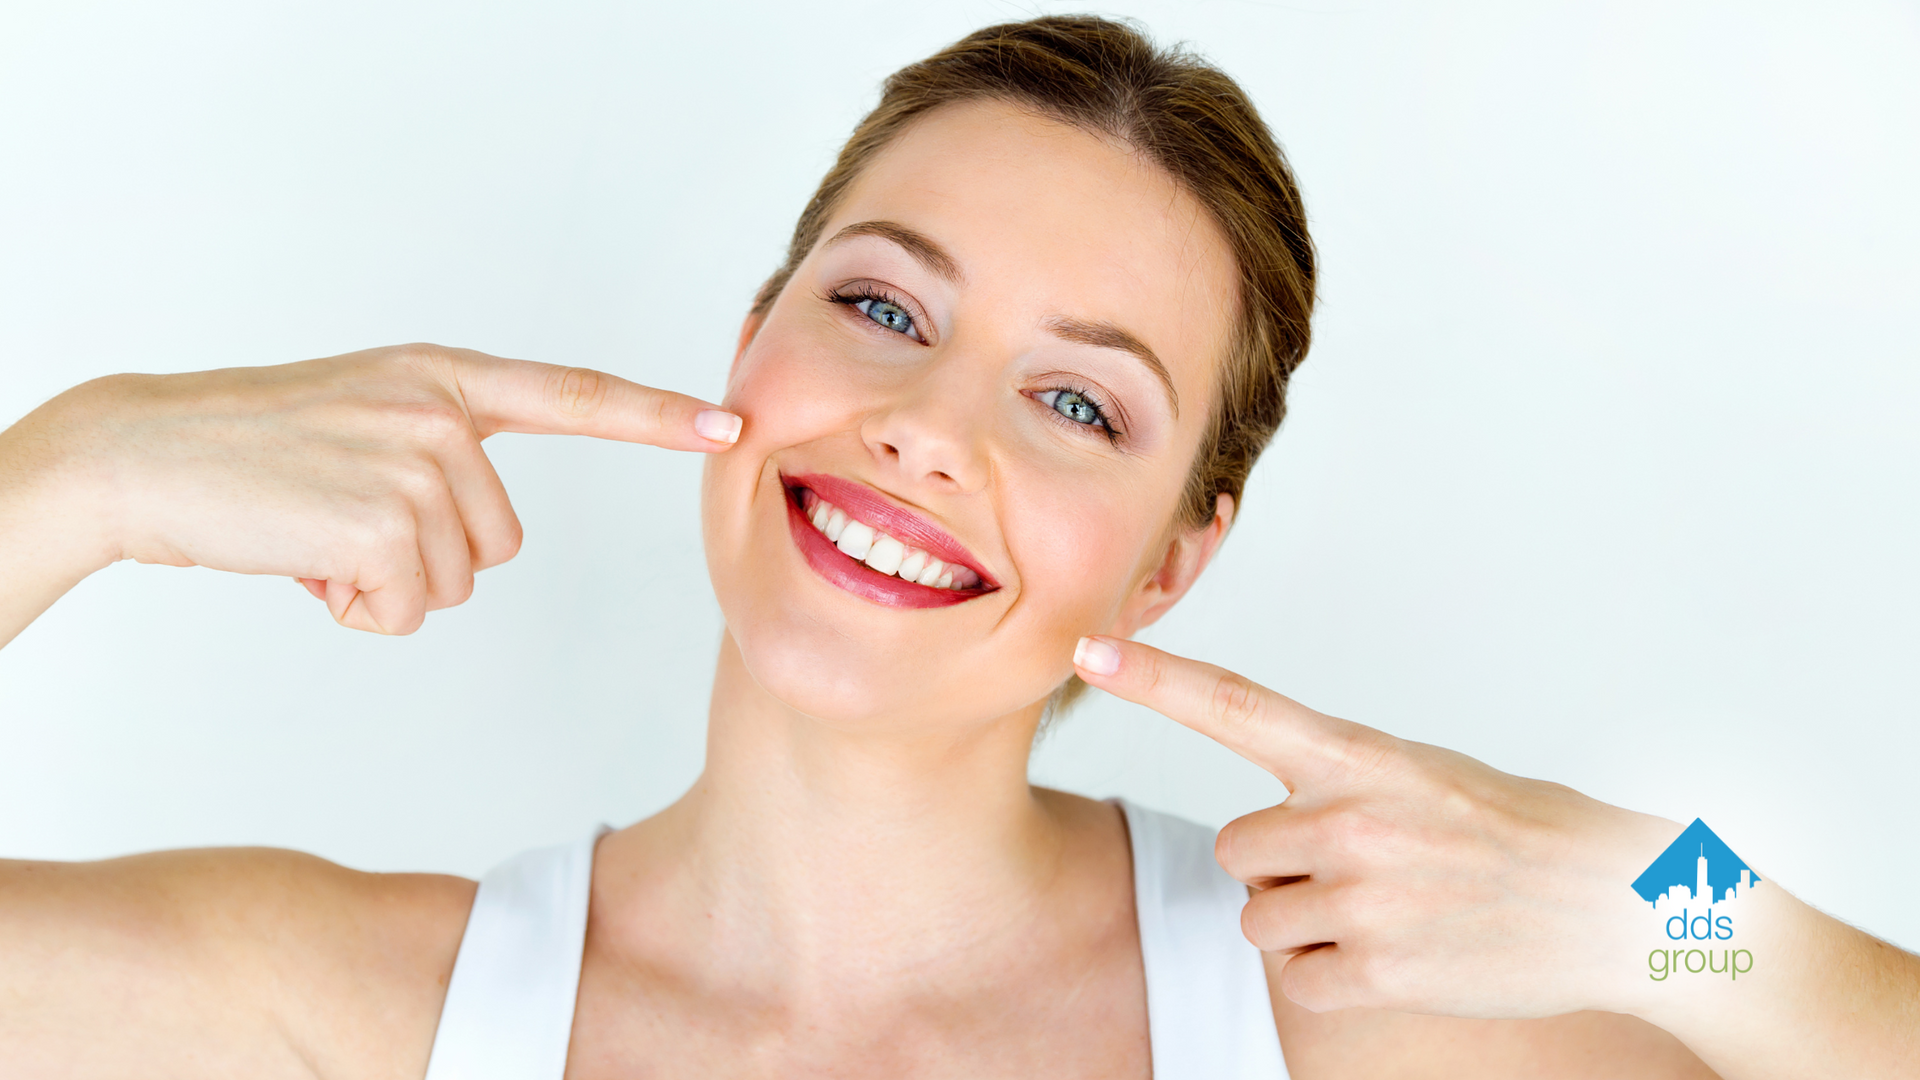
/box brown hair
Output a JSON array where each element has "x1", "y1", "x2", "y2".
[{"x1": 751, "y1": 15, "x2": 1316, "y2": 715}]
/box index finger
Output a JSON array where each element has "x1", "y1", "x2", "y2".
[
  {"x1": 446, "y1": 350, "x2": 742, "y2": 450},
  {"x1": 1072, "y1": 635, "x2": 1369, "y2": 790}
]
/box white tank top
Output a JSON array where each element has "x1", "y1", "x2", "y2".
[{"x1": 421, "y1": 799, "x2": 1288, "y2": 1079}]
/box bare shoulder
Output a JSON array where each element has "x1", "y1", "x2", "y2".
[
  {"x1": 1264, "y1": 953, "x2": 1721, "y2": 1080},
  {"x1": 0, "y1": 846, "x2": 476, "y2": 1080}
]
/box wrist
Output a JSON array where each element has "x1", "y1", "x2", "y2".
[{"x1": 0, "y1": 385, "x2": 127, "y2": 576}]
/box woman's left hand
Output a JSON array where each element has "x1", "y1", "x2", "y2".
[{"x1": 1072, "y1": 634, "x2": 1679, "y2": 1020}]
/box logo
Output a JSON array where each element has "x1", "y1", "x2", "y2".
[{"x1": 1632, "y1": 818, "x2": 1760, "y2": 982}]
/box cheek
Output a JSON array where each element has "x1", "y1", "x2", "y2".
[
  {"x1": 1002, "y1": 481, "x2": 1155, "y2": 640},
  {"x1": 703, "y1": 328, "x2": 873, "y2": 532},
  {"x1": 724, "y1": 332, "x2": 869, "y2": 446}
]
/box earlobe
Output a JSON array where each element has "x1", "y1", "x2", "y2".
[{"x1": 1113, "y1": 493, "x2": 1236, "y2": 637}]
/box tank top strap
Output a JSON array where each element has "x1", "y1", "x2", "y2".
[
  {"x1": 423, "y1": 825, "x2": 609, "y2": 1080},
  {"x1": 426, "y1": 810, "x2": 1285, "y2": 1078},
  {"x1": 1115, "y1": 798, "x2": 1289, "y2": 1079}
]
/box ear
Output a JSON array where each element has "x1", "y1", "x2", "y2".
[{"x1": 1110, "y1": 492, "x2": 1235, "y2": 638}]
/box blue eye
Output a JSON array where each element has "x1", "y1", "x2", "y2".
[
  {"x1": 1037, "y1": 388, "x2": 1118, "y2": 442},
  {"x1": 854, "y1": 297, "x2": 917, "y2": 338},
  {"x1": 1050, "y1": 389, "x2": 1103, "y2": 426}
]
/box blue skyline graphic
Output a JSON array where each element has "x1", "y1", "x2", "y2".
[{"x1": 1631, "y1": 818, "x2": 1760, "y2": 906}]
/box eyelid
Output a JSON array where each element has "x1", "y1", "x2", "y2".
[
  {"x1": 823, "y1": 279, "x2": 936, "y2": 345},
  {"x1": 1031, "y1": 372, "x2": 1131, "y2": 441}
]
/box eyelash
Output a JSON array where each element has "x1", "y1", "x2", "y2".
[
  {"x1": 820, "y1": 285, "x2": 1125, "y2": 446},
  {"x1": 1038, "y1": 385, "x2": 1124, "y2": 445},
  {"x1": 823, "y1": 284, "x2": 926, "y2": 342}
]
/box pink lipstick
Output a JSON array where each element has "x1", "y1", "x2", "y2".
[{"x1": 783, "y1": 473, "x2": 998, "y2": 609}]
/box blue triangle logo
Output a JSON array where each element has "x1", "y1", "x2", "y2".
[{"x1": 1630, "y1": 818, "x2": 1760, "y2": 905}]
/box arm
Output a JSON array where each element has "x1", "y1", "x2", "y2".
[
  {"x1": 0, "y1": 381, "x2": 121, "y2": 646},
  {"x1": 0, "y1": 345, "x2": 741, "y2": 647},
  {"x1": 0, "y1": 849, "x2": 474, "y2": 1080},
  {"x1": 1073, "y1": 636, "x2": 1920, "y2": 1080},
  {"x1": 1265, "y1": 975, "x2": 1721, "y2": 1080},
  {"x1": 0, "y1": 344, "x2": 742, "y2": 1071},
  {"x1": 1627, "y1": 883, "x2": 1920, "y2": 1078}
]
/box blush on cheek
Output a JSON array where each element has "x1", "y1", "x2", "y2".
[{"x1": 729, "y1": 344, "x2": 873, "y2": 440}]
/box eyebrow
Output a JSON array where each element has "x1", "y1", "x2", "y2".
[
  {"x1": 1045, "y1": 316, "x2": 1180, "y2": 418},
  {"x1": 825, "y1": 220, "x2": 964, "y2": 284},
  {"x1": 825, "y1": 219, "x2": 1179, "y2": 418}
]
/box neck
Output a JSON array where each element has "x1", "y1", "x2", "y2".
[{"x1": 603, "y1": 632, "x2": 1082, "y2": 1000}]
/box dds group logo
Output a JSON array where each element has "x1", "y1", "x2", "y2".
[{"x1": 1631, "y1": 819, "x2": 1760, "y2": 982}]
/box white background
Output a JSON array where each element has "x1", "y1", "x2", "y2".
[{"x1": 2, "y1": 1, "x2": 1915, "y2": 952}]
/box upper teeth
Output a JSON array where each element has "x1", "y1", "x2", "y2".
[{"x1": 804, "y1": 491, "x2": 982, "y2": 590}]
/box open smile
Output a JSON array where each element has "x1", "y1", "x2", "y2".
[{"x1": 783, "y1": 473, "x2": 999, "y2": 609}]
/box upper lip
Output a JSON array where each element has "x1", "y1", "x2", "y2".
[{"x1": 783, "y1": 472, "x2": 999, "y2": 590}]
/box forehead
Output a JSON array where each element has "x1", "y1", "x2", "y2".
[{"x1": 825, "y1": 99, "x2": 1240, "y2": 413}]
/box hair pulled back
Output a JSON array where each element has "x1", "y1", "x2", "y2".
[{"x1": 754, "y1": 14, "x2": 1317, "y2": 531}]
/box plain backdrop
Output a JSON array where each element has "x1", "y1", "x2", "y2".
[{"x1": 2, "y1": 0, "x2": 1915, "y2": 953}]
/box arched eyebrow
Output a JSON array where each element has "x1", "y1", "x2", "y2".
[
  {"x1": 824, "y1": 219, "x2": 1178, "y2": 418},
  {"x1": 825, "y1": 220, "x2": 964, "y2": 284},
  {"x1": 1045, "y1": 316, "x2": 1180, "y2": 419}
]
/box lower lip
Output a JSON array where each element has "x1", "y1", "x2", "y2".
[{"x1": 784, "y1": 491, "x2": 991, "y2": 609}]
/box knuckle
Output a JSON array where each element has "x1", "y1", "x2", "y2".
[
  {"x1": 547, "y1": 366, "x2": 610, "y2": 419},
  {"x1": 389, "y1": 455, "x2": 447, "y2": 501},
  {"x1": 1278, "y1": 956, "x2": 1338, "y2": 1013},
  {"x1": 1349, "y1": 948, "x2": 1404, "y2": 1004},
  {"x1": 1325, "y1": 804, "x2": 1393, "y2": 858},
  {"x1": 1239, "y1": 894, "x2": 1283, "y2": 949},
  {"x1": 646, "y1": 388, "x2": 671, "y2": 430},
  {"x1": 1214, "y1": 824, "x2": 1245, "y2": 878},
  {"x1": 387, "y1": 342, "x2": 449, "y2": 370},
  {"x1": 401, "y1": 401, "x2": 471, "y2": 447},
  {"x1": 471, "y1": 512, "x2": 525, "y2": 571},
  {"x1": 1137, "y1": 654, "x2": 1169, "y2": 696},
  {"x1": 1209, "y1": 671, "x2": 1266, "y2": 733},
  {"x1": 1330, "y1": 726, "x2": 1402, "y2": 783}
]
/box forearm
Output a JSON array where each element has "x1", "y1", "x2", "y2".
[
  {"x1": 0, "y1": 399, "x2": 118, "y2": 648},
  {"x1": 1630, "y1": 881, "x2": 1920, "y2": 1079}
]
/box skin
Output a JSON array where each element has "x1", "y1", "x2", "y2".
[{"x1": 0, "y1": 98, "x2": 1914, "y2": 1078}]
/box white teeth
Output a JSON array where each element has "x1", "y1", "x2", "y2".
[
  {"x1": 897, "y1": 549, "x2": 928, "y2": 581},
  {"x1": 801, "y1": 493, "x2": 982, "y2": 592},
  {"x1": 863, "y1": 535, "x2": 906, "y2": 575},
  {"x1": 836, "y1": 520, "x2": 875, "y2": 560}
]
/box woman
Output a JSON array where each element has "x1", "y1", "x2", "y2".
[{"x1": 0, "y1": 15, "x2": 1913, "y2": 1080}]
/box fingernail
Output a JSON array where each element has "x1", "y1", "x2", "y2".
[
  {"x1": 694, "y1": 409, "x2": 742, "y2": 444},
  {"x1": 1074, "y1": 636, "x2": 1121, "y2": 676}
]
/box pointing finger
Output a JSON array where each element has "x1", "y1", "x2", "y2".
[
  {"x1": 1072, "y1": 635, "x2": 1374, "y2": 790},
  {"x1": 444, "y1": 351, "x2": 742, "y2": 451}
]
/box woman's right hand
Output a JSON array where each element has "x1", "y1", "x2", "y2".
[{"x1": 0, "y1": 343, "x2": 740, "y2": 640}]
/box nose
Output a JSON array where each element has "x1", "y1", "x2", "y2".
[{"x1": 859, "y1": 354, "x2": 994, "y2": 495}]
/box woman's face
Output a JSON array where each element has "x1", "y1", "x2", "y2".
[{"x1": 702, "y1": 99, "x2": 1239, "y2": 730}]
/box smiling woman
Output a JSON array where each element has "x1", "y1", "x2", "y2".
[{"x1": 1, "y1": 13, "x2": 1915, "y2": 1080}]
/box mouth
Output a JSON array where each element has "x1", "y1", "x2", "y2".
[{"x1": 782, "y1": 472, "x2": 1000, "y2": 609}]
